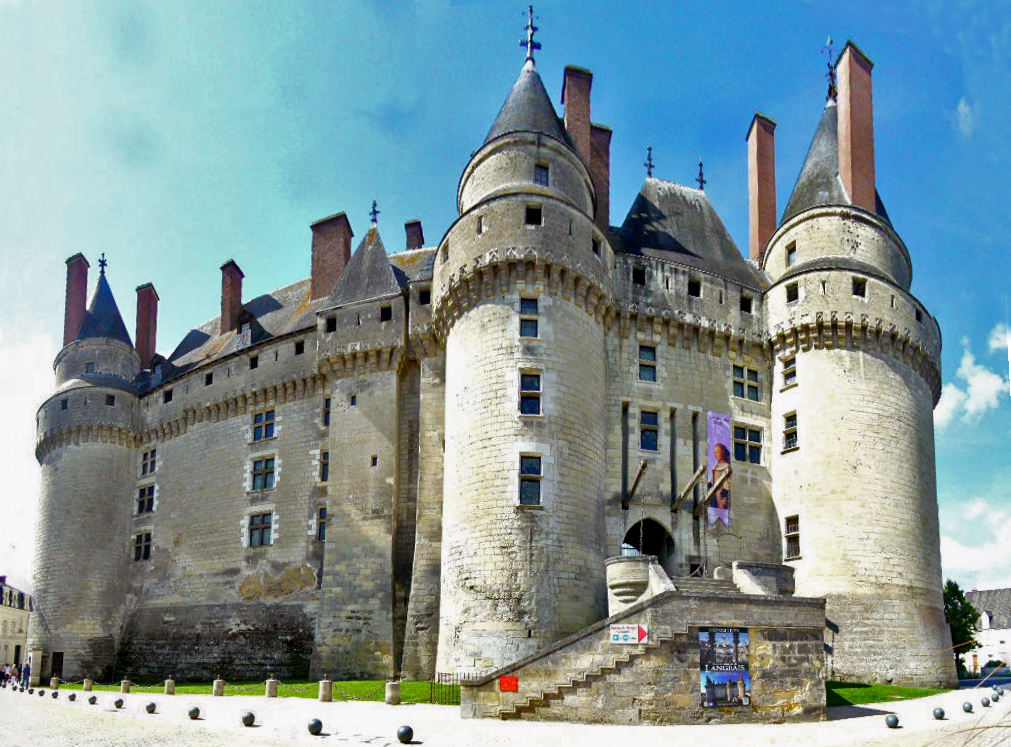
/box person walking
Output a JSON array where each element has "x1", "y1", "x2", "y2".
[{"x1": 20, "y1": 661, "x2": 30, "y2": 688}]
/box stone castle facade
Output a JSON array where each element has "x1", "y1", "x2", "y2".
[{"x1": 29, "y1": 36, "x2": 956, "y2": 689}]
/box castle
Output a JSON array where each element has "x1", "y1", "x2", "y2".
[{"x1": 29, "y1": 23, "x2": 956, "y2": 693}]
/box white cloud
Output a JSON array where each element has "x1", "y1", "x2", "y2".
[
  {"x1": 942, "y1": 494, "x2": 1011, "y2": 591},
  {"x1": 957, "y1": 97, "x2": 974, "y2": 138},
  {"x1": 934, "y1": 382, "x2": 968, "y2": 429},
  {"x1": 935, "y1": 338, "x2": 1008, "y2": 429},
  {"x1": 989, "y1": 322, "x2": 1009, "y2": 352}
]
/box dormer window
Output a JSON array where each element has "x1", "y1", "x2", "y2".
[{"x1": 534, "y1": 163, "x2": 549, "y2": 187}]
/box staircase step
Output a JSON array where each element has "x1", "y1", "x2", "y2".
[{"x1": 672, "y1": 578, "x2": 738, "y2": 593}]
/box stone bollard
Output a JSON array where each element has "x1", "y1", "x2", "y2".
[
  {"x1": 318, "y1": 676, "x2": 333, "y2": 703},
  {"x1": 212, "y1": 677, "x2": 226, "y2": 697},
  {"x1": 83, "y1": 678, "x2": 93, "y2": 692},
  {"x1": 164, "y1": 678, "x2": 175, "y2": 695},
  {"x1": 50, "y1": 677, "x2": 60, "y2": 691},
  {"x1": 120, "y1": 679, "x2": 131, "y2": 694},
  {"x1": 265, "y1": 676, "x2": 279, "y2": 698},
  {"x1": 385, "y1": 680, "x2": 401, "y2": 705}
]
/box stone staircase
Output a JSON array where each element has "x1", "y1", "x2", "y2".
[
  {"x1": 671, "y1": 577, "x2": 738, "y2": 594},
  {"x1": 498, "y1": 635, "x2": 670, "y2": 720}
]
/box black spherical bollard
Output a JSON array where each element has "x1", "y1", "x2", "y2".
[
  {"x1": 27, "y1": 689, "x2": 33, "y2": 695},
  {"x1": 68, "y1": 693, "x2": 76, "y2": 702},
  {"x1": 51, "y1": 691, "x2": 58, "y2": 699},
  {"x1": 38, "y1": 690, "x2": 45, "y2": 697},
  {"x1": 994, "y1": 694, "x2": 1001, "y2": 703},
  {"x1": 397, "y1": 725, "x2": 414, "y2": 743},
  {"x1": 933, "y1": 707, "x2": 945, "y2": 720},
  {"x1": 88, "y1": 695, "x2": 97, "y2": 705},
  {"x1": 188, "y1": 706, "x2": 200, "y2": 720},
  {"x1": 885, "y1": 713, "x2": 899, "y2": 729},
  {"x1": 308, "y1": 718, "x2": 323, "y2": 736},
  {"x1": 963, "y1": 701, "x2": 973, "y2": 713},
  {"x1": 241, "y1": 711, "x2": 255, "y2": 727},
  {"x1": 114, "y1": 698, "x2": 124, "y2": 709},
  {"x1": 146, "y1": 702, "x2": 157, "y2": 714},
  {"x1": 982, "y1": 697, "x2": 991, "y2": 707}
]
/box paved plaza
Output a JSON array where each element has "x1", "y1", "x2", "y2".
[{"x1": 1, "y1": 686, "x2": 1011, "y2": 747}]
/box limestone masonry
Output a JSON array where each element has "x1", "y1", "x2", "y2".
[{"x1": 29, "y1": 29, "x2": 956, "y2": 707}]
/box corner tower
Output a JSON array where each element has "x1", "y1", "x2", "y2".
[
  {"x1": 764, "y1": 43, "x2": 954, "y2": 687},
  {"x1": 432, "y1": 35, "x2": 614, "y2": 674},
  {"x1": 30, "y1": 257, "x2": 141, "y2": 681}
]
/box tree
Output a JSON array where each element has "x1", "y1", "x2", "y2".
[{"x1": 944, "y1": 579, "x2": 980, "y2": 677}]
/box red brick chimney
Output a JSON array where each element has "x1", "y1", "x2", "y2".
[
  {"x1": 310, "y1": 212, "x2": 354, "y2": 300},
  {"x1": 220, "y1": 259, "x2": 244, "y2": 335},
  {"x1": 63, "y1": 253, "x2": 90, "y2": 347},
  {"x1": 562, "y1": 66, "x2": 592, "y2": 165},
  {"x1": 135, "y1": 283, "x2": 159, "y2": 368},
  {"x1": 405, "y1": 219, "x2": 425, "y2": 250},
  {"x1": 837, "y1": 41, "x2": 876, "y2": 212},
  {"x1": 747, "y1": 113, "x2": 777, "y2": 264},
  {"x1": 590, "y1": 124, "x2": 611, "y2": 230}
]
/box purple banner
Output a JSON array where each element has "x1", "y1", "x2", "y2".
[{"x1": 706, "y1": 411, "x2": 732, "y2": 527}]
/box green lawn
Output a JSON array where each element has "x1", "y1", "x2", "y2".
[
  {"x1": 58, "y1": 679, "x2": 448, "y2": 703},
  {"x1": 826, "y1": 680, "x2": 950, "y2": 708}
]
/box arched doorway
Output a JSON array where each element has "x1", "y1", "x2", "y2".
[{"x1": 622, "y1": 519, "x2": 676, "y2": 576}]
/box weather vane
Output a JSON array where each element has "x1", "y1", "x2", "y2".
[
  {"x1": 98, "y1": 252, "x2": 108, "y2": 275},
  {"x1": 696, "y1": 159, "x2": 706, "y2": 191},
  {"x1": 644, "y1": 146, "x2": 654, "y2": 178},
  {"x1": 822, "y1": 36, "x2": 837, "y2": 101},
  {"x1": 520, "y1": 5, "x2": 540, "y2": 62},
  {"x1": 369, "y1": 200, "x2": 380, "y2": 226}
]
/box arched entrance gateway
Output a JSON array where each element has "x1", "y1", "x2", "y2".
[{"x1": 621, "y1": 519, "x2": 676, "y2": 576}]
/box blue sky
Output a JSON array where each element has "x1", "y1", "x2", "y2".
[{"x1": 1, "y1": 0, "x2": 1008, "y2": 592}]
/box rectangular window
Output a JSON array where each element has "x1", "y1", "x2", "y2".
[
  {"x1": 350, "y1": 395, "x2": 357, "y2": 407},
  {"x1": 137, "y1": 486, "x2": 155, "y2": 514},
  {"x1": 326, "y1": 316, "x2": 337, "y2": 333},
  {"x1": 419, "y1": 289, "x2": 431, "y2": 306},
  {"x1": 253, "y1": 410, "x2": 275, "y2": 441},
  {"x1": 294, "y1": 340, "x2": 305, "y2": 356},
  {"x1": 632, "y1": 267, "x2": 646, "y2": 285},
  {"x1": 105, "y1": 394, "x2": 116, "y2": 407},
  {"x1": 323, "y1": 397, "x2": 331, "y2": 426},
  {"x1": 248, "y1": 512, "x2": 273, "y2": 547},
  {"x1": 783, "y1": 357, "x2": 797, "y2": 387},
  {"x1": 784, "y1": 411, "x2": 799, "y2": 450},
  {"x1": 524, "y1": 205, "x2": 542, "y2": 226},
  {"x1": 250, "y1": 356, "x2": 259, "y2": 370},
  {"x1": 61, "y1": 398, "x2": 68, "y2": 411},
  {"x1": 85, "y1": 362, "x2": 96, "y2": 374},
  {"x1": 740, "y1": 295, "x2": 753, "y2": 314},
  {"x1": 316, "y1": 506, "x2": 327, "y2": 542},
  {"x1": 519, "y1": 455, "x2": 542, "y2": 506},
  {"x1": 786, "y1": 242, "x2": 797, "y2": 266},
  {"x1": 638, "y1": 345, "x2": 657, "y2": 382},
  {"x1": 133, "y1": 532, "x2": 152, "y2": 561},
  {"x1": 519, "y1": 297, "x2": 538, "y2": 339},
  {"x1": 252, "y1": 458, "x2": 275, "y2": 491},
  {"x1": 732, "y1": 365, "x2": 761, "y2": 401},
  {"x1": 163, "y1": 389, "x2": 173, "y2": 404},
  {"x1": 202, "y1": 372, "x2": 212, "y2": 387},
  {"x1": 786, "y1": 282, "x2": 799, "y2": 303},
  {"x1": 733, "y1": 426, "x2": 762, "y2": 464},
  {"x1": 380, "y1": 305, "x2": 392, "y2": 322},
  {"x1": 534, "y1": 163, "x2": 549, "y2": 186},
  {"x1": 640, "y1": 410, "x2": 659, "y2": 451},
  {"x1": 915, "y1": 307, "x2": 923, "y2": 323},
  {"x1": 320, "y1": 451, "x2": 329, "y2": 482},
  {"x1": 519, "y1": 372, "x2": 541, "y2": 415},
  {"x1": 785, "y1": 515, "x2": 800, "y2": 560},
  {"x1": 852, "y1": 277, "x2": 867, "y2": 298},
  {"x1": 141, "y1": 449, "x2": 157, "y2": 475},
  {"x1": 371, "y1": 455, "x2": 378, "y2": 467},
  {"x1": 592, "y1": 238, "x2": 600, "y2": 256},
  {"x1": 476, "y1": 215, "x2": 485, "y2": 235},
  {"x1": 687, "y1": 278, "x2": 702, "y2": 298}
]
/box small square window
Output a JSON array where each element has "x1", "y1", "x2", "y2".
[
  {"x1": 163, "y1": 389, "x2": 173, "y2": 404},
  {"x1": 786, "y1": 283, "x2": 799, "y2": 303},
  {"x1": 205, "y1": 372, "x2": 213, "y2": 386},
  {"x1": 105, "y1": 394, "x2": 116, "y2": 407},
  {"x1": 141, "y1": 449, "x2": 156, "y2": 475},
  {"x1": 520, "y1": 372, "x2": 542, "y2": 415},
  {"x1": 294, "y1": 340, "x2": 305, "y2": 356},
  {"x1": 253, "y1": 410, "x2": 275, "y2": 441},
  {"x1": 852, "y1": 277, "x2": 867, "y2": 298},
  {"x1": 733, "y1": 365, "x2": 761, "y2": 401},
  {"x1": 250, "y1": 356, "x2": 259, "y2": 370},
  {"x1": 740, "y1": 295, "x2": 753, "y2": 314},
  {"x1": 733, "y1": 426, "x2": 762, "y2": 464},
  {"x1": 520, "y1": 319, "x2": 539, "y2": 338},
  {"x1": 251, "y1": 458, "x2": 275, "y2": 491},
  {"x1": 520, "y1": 298, "x2": 538, "y2": 315},
  {"x1": 60, "y1": 399, "x2": 68, "y2": 411},
  {"x1": 640, "y1": 411, "x2": 659, "y2": 451},
  {"x1": 632, "y1": 267, "x2": 646, "y2": 286},
  {"x1": 326, "y1": 316, "x2": 337, "y2": 333},
  {"x1": 525, "y1": 206, "x2": 542, "y2": 226},
  {"x1": 380, "y1": 305, "x2": 392, "y2": 322},
  {"x1": 687, "y1": 279, "x2": 702, "y2": 298},
  {"x1": 371, "y1": 455, "x2": 378, "y2": 467},
  {"x1": 592, "y1": 238, "x2": 600, "y2": 256},
  {"x1": 419, "y1": 289, "x2": 431, "y2": 306},
  {"x1": 786, "y1": 242, "x2": 797, "y2": 267},
  {"x1": 534, "y1": 163, "x2": 549, "y2": 186},
  {"x1": 85, "y1": 362, "x2": 95, "y2": 374},
  {"x1": 137, "y1": 486, "x2": 155, "y2": 514}
]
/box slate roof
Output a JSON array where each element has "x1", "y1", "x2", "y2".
[
  {"x1": 614, "y1": 178, "x2": 765, "y2": 289},
  {"x1": 77, "y1": 273, "x2": 133, "y2": 347},
  {"x1": 484, "y1": 59, "x2": 573, "y2": 150},
  {"x1": 388, "y1": 247, "x2": 436, "y2": 283},
  {"x1": 967, "y1": 588, "x2": 1011, "y2": 629},
  {"x1": 330, "y1": 228, "x2": 406, "y2": 307},
  {"x1": 781, "y1": 100, "x2": 891, "y2": 225}
]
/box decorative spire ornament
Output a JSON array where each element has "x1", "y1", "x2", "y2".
[
  {"x1": 369, "y1": 200, "x2": 380, "y2": 226},
  {"x1": 520, "y1": 5, "x2": 541, "y2": 63},
  {"x1": 696, "y1": 159, "x2": 706, "y2": 191},
  {"x1": 822, "y1": 36, "x2": 837, "y2": 101},
  {"x1": 644, "y1": 146, "x2": 654, "y2": 178},
  {"x1": 98, "y1": 253, "x2": 108, "y2": 275}
]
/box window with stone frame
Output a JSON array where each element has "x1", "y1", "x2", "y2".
[
  {"x1": 786, "y1": 242, "x2": 797, "y2": 267},
  {"x1": 733, "y1": 365, "x2": 761, "y2": 401},
  {"x1": 519, "y1": 297, "x2": 539, "y2": 338},
  {"x1": 534, "y1": 162, "x2": 549, "y2": 186},
  {"x1": 320, "y1": 451, "x2": 329, "y2": 482},
  {"x1": 316, "y1": 506, "x2": 327, "y2": 542},
  {"x1": 782, "y1": 356, "x2": 797, "y2": 388},
  {"x1": 519, "y1": 455, "x2": 542, "y2": 506},
  {"x1": 783, "y1": 412, "x2": 798, "y2": 450},
  {"x1": 248, "y1": 512, "x2": 273, "y2": 547},
  {"x1": 784, "y1": 515, "x2": 800, "y2": 560},
  {"x1": 519, "y1": 371, "x2": 542, "y2": 415},
  {"x1": 251, "y1": 457, "x2": 275, "y2": 491},
  {"x1": 132, "y1": 532, "x2": 152, "y2": 562},
  {"x1": 640, "y1": 410, "x2": 659, "y2": 451},
  {"x1": 141, "y1": 449, "x2": 157, "y2": 476},
  {"x1": 786, "y1": 282, "x2": 799, "y2": 303},
  {"x1": 733, "y1": 426, "x2": 762, "y2": 464},
  {"x1": 323, "y1": 397, "x2": 331, "y2": 426},
  {"x1": 137, "y1": 485, "x2": 155, "y2": 514},
  {"x1": 253, "y1": 410, "x2": 275, "y2": 441},
  {"x1": 638, "y1": 345, "x2": 657, "y2": 382}
]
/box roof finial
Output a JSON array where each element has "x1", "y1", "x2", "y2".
[
  {"x1": 696, "y1": 159, "x2": 706, "y2": 191},
  {"x1": 98, "y1": 253, "x2": 108, "y2": 275},
  {"x1": 369, "y1": 200, "x2": 380, "y2": 226},
  {"x1": 644, "y1": 146, "x2": 654, "y2": 178},
  {"x1": 520, "y1": 6, "x2": 541, "y2": 63},
  {"x1": 822, "y1": 36, "x2": 837, "y2": 102}
]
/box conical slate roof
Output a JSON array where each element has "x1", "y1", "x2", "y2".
[
  {"x1": 76, "y1": 272, "x2": 133, "y2": 346},
  {"x1": 781, "y1": 100, "x2": 890, "y2": 225},
  {"x1": 484, "y1": 59, "x2": 572, "y2": 149},
  {"x1": 616, "y1": 178, "x2": 763, "y2": 288},
  {"x1": 330, "y1": 228, "x2": 405, "y2": 306}
]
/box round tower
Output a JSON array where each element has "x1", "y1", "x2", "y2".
[
  {"x1": 432, "y1": 53, "x2": 614, "y2": 675},
  {"x1": 29, "y1": 259, "x2": 140, "y2": 682},
  {"x1": 764, "y1": 43, "x2": 954, "y2": 687}
]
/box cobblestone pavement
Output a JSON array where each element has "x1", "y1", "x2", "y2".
[{"x1": 1, "y1": 686, "x2": 1010, "y2": 747}]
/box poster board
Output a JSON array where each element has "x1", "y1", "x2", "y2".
[{"x1": 699, "y1": 627, "x2": 751, "y2": 707}]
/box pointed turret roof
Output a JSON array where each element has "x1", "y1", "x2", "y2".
[
  {"x1": 330, "y1": 228, "x2": 405, "y2": 306},
  {"x1": 484, "y1": 59, "x2": 573, "y2": 149},
  {"x1": 76, "y1": 272, "x2": 133, "y2": 346},
  {"x1": 781, "y1": 101, "x2": 890, "y2": 225}
]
